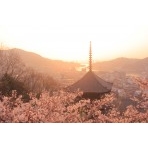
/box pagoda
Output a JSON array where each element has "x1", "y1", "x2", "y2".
[{"x1": 67, "y1": 41, "x2": 112, "y2": 98}]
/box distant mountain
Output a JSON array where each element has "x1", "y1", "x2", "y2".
[
  {"x1": 6, "y1": 49, "x2": 80, "y2": 77},
  {"x1": 93, "y1": 57, "x2": 148, "y2": 74},
  {"x1": 2, "y1": 49, "x2": 148, "y2": 77}
]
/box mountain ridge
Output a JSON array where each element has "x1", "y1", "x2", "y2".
[
  {"x1": 3, "y1": 48, "x2": 80, "y2": 76},
  {"x1": 2, "y1": 48, "x2": 148, "y2": 76},
  {"x1": 93, "y1": 56, "x2": 148, "y2": 74}
]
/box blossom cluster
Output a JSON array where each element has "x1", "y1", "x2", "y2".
[
  {"x1": 0, "y1": 78, "x2": 147, "y2": 123},
  {"x1": 0, "y1": 93, "x2": 147, "y2": 123}
]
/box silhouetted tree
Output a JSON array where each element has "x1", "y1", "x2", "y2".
[{"x1": 0, "y1": 73, "x2": 27, "y2": 96}]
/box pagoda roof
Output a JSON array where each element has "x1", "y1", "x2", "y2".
[{"x1": 67, "y1": 71, "x2": 112, "y2": 93}]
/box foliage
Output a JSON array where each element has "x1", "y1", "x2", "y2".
[
  {"x1": 0, "y1": 84, "x2": 147, "y2": 123},
  {"x1": 0, "y1": 48, "x2": 59, "y2": 95},
  {"x1": 0, "y1": 73, "x2": 27, "y2": 96}
]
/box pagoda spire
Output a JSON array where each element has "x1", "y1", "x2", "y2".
[{"x1": 89, "y1": 41, "x2": 92, "y2": 72}]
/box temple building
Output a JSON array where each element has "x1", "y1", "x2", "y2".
[{"x1": 67, "y1": 41, "x2": 112, "y2": 98}]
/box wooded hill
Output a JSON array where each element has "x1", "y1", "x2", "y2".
[{"x1": 2, "y1": 49, "x2": 148, "y2": 76}]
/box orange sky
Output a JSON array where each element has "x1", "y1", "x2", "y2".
[{"x1": 0, "y1": 0, "x2": 148, "y2": 62}]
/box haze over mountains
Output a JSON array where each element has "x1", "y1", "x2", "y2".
[
  {"x1": 10, "y1": 48, "x2": 80, "y2": 76},
  {"x1": 4, "y1": 49, "x2": 148, "y2": 76},
  {"x1": 94, "y1": 57, "x2": 148, "y2": 75}
]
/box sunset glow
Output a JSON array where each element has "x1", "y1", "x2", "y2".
[
  {"x1": 0, "y1": 0, "x2": 148, "y2": 128},
  {"x1": 0, "y1": 0, "x2": 148, "y2": 62}
]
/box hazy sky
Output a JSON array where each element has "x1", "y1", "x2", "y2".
[{"x1": 0, "y1": 0, "x2": 148, "y2": 62}]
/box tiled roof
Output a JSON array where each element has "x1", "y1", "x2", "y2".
[{"x1": 67, "y1": 71, "x2": 112, "y2": 93}]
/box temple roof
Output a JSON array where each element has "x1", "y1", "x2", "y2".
[
  {"x1": 67, "y1": 71, "x2": 112, "y2": 93},
  {"x1": 67, "y1": 41, "x2": 112, "y2": 94}
]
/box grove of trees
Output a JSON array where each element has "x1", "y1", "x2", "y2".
[
  {"x1": 0, "y1": 46, "x2": 58, "y2": 101},
  {"x1": 0, "y1": 77, "x2": 147, "y2": 123}
]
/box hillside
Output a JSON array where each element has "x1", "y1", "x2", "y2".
[
  {"x1": 93, "y1": 57, "x2": 148, "y2": 74},
  {"x1": 9, "y1": 48, "x2": 80, "y2": 76},
  {"x1": 2, "y1": 49, "x2": 148, "y2": 77}
]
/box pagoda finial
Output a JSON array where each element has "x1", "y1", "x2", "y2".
[{"x1": 89, "y1": 41, "x2": 92, "y2": 72}]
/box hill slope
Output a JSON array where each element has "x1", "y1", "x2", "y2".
[
  {"x1": 93, "y1": 57, "x2": 148, "y2": 74},
  {"x1": 2, "y1": 49, "x2": 148, "y2": 76},
  {"x1": 5, "y1": 48, "x2": 80, "y2": 77}
]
